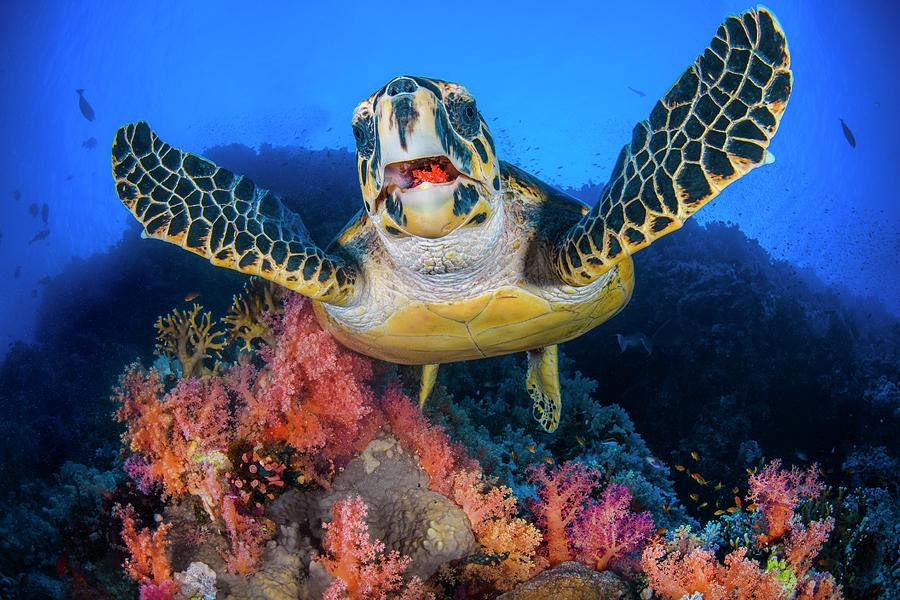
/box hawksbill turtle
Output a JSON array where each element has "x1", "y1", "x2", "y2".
[{"x1": 111, "y1": 7, "x2": 791, "y2": 432}]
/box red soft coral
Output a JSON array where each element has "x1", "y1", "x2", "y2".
[
  {"x1": 252, "y1": 294, "x2": 378, "y2": 459},
  {"x1": 526, "y1": 461, "x2": 600, "y2": 567},
  {"x1": 574, "y1": 483, "x2": 654, "y2": 572},
  {"x1": 381, "y1": 382, "x2": 478, "y2": 496},
  {"x1": 316, "y1": 495, "x2": 427, "y2": 600},
  {"x1": 748, "y1": 459, "x2": 822, "y2": 545}
]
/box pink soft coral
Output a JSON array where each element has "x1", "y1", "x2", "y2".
[
  {"x1": 526, "y1": 461, "x2": 600, "y2": 567},
  {"x1": 573, "y1": 483, "x2": 654, "y2": 572},
  {"x1": 316, "y1": 495, "x2": 427, "y2": 600}
]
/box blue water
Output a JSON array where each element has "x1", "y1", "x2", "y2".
[{"x1": 1, "y1": 0, "x2": 897, "y2": 352}]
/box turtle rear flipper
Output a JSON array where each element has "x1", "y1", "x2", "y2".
[
  {"x1": 112, "y1": 122, "x2": 356, "y2": 305},
  {"x1": 556, "y1": 7, "x2": 791, "y2": 285}
]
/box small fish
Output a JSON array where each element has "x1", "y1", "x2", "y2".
[
  {"x1": 734, "y1": 496, "x2": 742, "y2": 509},
  {"x1": 655, "y1": 528, "x2": 668, "y2": 536},
  {"x1": 689, "y1": 493, "x2": 699, "y2": 502},
  {"x1": 41, "y1": 203, "x2": 48, "y2": 225},
  {"x1": 732, "y1": 486, "x2": 739, "y2": 494},
  {"x1": 615, "y1": 333, "x2": 652, "y2": 355},
  {"x1": 511, "y1": 450, "x2": 519, "y2": 466},
  {"x1": 38, "y1": 276, "x2": 51, "y2": 285},
  {"x1": 698, "y1": 502, "x2": 708, "y2": 509},
  {"x1": 690, "y1": 451, "x2": 700, "y2": 461},
  {"x1": 185, "y1": 292, "x2": 200, "y2": 301},
  {"x1": 575, "y1": 435, "x2": 586, "y2": 448},
  {"x1": 662, "y1": 504, "x2": 671, "y2": 514},
  {"x1": 645, "y1": 456, "x2": 665, "y2": 469},
  {"x1": 542, "y1": 456, "x2": 554, "y2": 465},
  {"x1": 726, "y1": 506, "x2": 740, "y2": 514},
  {"x1": 674, "y1": 464, "x2": 686, "y2": 472},
  {"x1": 29, "y1": 203, "x2": 39, "y2": 217},
  {"x1": 31, "y1": 289, "x2": 38, "y2": 298},
  {"x1": 839, "y1": 118, "x2": 856, "y2": 148},
  {"x1": 691, "y1": 473, "x2": 708, "y2": 486},
  {"x1": 82, "y1": 137, "x2": 97, "y2": 149},
  {"x1": 14, "y1": 266, "x2": 21, "y2": 278},
  {"x1": 13, "y1": 189, "x2": 20, "y2": 201},
  {"x1": 76, "y1": 89, "x2": 95, "y2": 121},
  {"x1": 525, "y1": 444, "x2": 536, "y2": 454},
  {"x1": 627, "y1": 85, "x2": 646, "y2": 97},
  {"x1": 28, "y1": 229, "x2": 50, "y2": 244},
  {"x1": 714, "y1": 482, "x2": 723, "y2": 491},
  {"x1": 714, "y1": 510, "x2": 726, "y2": 516}
]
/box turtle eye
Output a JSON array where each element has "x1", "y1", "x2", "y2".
[
  {"x1": 352, "y1": 116, "x2": 375, "y2": 157},
  {"x1": 446, "y1": 94, "x2": 480, "y2": 139}
]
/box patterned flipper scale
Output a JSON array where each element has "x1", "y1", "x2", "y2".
[
  {"x1": 556, "y1": 7, "x2": 791, "y2": 285},
  {"x1": 112, "y1": 122, "x2": 356, "y2": 305}
]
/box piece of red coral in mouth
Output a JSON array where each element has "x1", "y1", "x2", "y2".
[{"x1": 411, "y1": 163, "x2": 449, "y2": 186}]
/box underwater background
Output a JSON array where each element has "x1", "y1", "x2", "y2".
[{"x1": 0, "y1": 1, "x2": 898, "y2": 599}]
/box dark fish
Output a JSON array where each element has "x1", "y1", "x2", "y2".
[
  {"x1": 66, "y1": 175, "x2": 73, "y2": 181},
  {"x1": 82, "y1": 137, "x2": 97, "y2": 149},
  {"x1": 28, "y1": 203, "x2": 39, "y2": 217},
  {"x1": 41, "y1": 203, "x2": 48, "y2": 225},
  {"x1": 14, "y1": 266, "x2": 21, "y2": 278},
  {"x1": 31, "y1": 289, "x2": 38, "y2": 298},
  {"x1": 13, "y1": 189, "x2": 20, "y2": 201},
  {"x1": 28, "y1": 229, "x2": 50, "y2": 244},
  {"x1": 38, "y1": 276, "x2": 51, "y2": 285},
  {"x1": 839, "y1": 118, "x2": 856, "y2": 148},
  {"x1": 76, "y1": 89, "x2": 95, "y2": 121},
  {"x1": 627, "y1": 86, "x2": 646, "y2": 97}
]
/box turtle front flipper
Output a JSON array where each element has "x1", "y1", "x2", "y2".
[
  {"x1": 555, "y1": 7, "x2": 791, "y2": 286},
  {"x1": 112, "y1": 122, "x2": 357, "y2": 305},
  {"x1": 527, "y1": 345, "x2": 561, "y2": 432}
]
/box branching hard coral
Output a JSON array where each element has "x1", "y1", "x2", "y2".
[
  {"x1": 154, "y1": 304, "x2": 226, "y2": 379},
  {"x1": 224, "y1": 277, "x2": 286, "y2": 351},
  {"x1": 316, "y1": 495, "x2": 428, "y2": 600}
]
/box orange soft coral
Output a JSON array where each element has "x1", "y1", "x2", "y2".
[
  {"x1": 747, "y1": 459, "x2": 822, "y2": 545},
  {"x1": 113, "y1": 503, "x2": 173, "y2": 586},
  {"x1": 317, "y1": 495, "x2": 427, "y2": 600},
  {"x1": 641, "y1": 542, "x2": 786, "y2": 600}
]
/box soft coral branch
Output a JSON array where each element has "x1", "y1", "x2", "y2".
[
  {"x1": 574, "y1": 484, "x2": 654, "y2": 572},
  {"x1": 316, "y1": 495, "x2": 427, "y2": 600},
  {"x1": 526, "y1": 461, "x2": 600, "y2": 567}
]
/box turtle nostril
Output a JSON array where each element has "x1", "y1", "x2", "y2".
[{"x1": 386, "y1": 77, "x2": 418, "y2": 96}]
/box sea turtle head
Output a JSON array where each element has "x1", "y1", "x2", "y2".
[{"x1": 352, "y1": 76, "x2": 501, "y2": 243}]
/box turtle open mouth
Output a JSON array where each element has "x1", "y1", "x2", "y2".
[{"x1": 382, "y1": 155, "x2": 461, "y2": 192}]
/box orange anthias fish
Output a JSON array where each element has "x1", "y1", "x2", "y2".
[
  {"x1": 411, "y1": 163, "x2": 449, "y2": 185},
  {"x1": 691, "y1": 473, "x2": 708, "y2": 486},
  {"x1": 185, "y1": 292, "x2": 200, "y2": 301},
  {"x1": 690, "y1": 451, "x2": 700, "y2": 461},
  {"x1": 674, "y1": 464, "x2": 686, "y2": 472}
]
